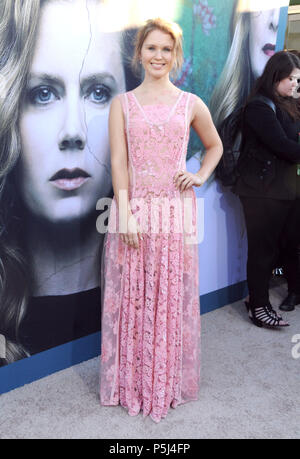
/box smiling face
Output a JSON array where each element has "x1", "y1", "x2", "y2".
[
  {"x1": 140, "y1": 29, "x2": 175, "y2": 79},
  {"x1": 276, "y1": 68, "x2": 300, "y2": 98},
  {"x1": 291, "y1": 67, "x2": 300, "y2": 100},
  {"x1": 18, "y1": 0, "x2": 125, "y2": 223},
  {"x1": 249, "y1": 8, "x2": 280, "y2": 79}
]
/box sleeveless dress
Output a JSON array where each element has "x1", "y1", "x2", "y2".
[{"x1": 100, "y1": 90, "x2": 201, "y2": 423}]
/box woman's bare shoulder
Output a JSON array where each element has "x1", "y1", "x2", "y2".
[{"x1": 186, "y1": 93, "x2": 211, "y2": 121}]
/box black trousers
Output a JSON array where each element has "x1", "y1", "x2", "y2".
[{"x1": 240, "y1": 196, "x2": 300, "y2": 307}]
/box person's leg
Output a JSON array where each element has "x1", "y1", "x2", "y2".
[
  {"x1": 240, "y1": 196, "x2": 290, "y2": 327},
  {"x1": 283, "y1": 247, "x2": 300, "y2": 294},
  {"x1": 280, "y1": 198, "x2": 300, "y2": 311},
  {"x1": 240, "y1": 197, "x2": 291, "y2": 305}
]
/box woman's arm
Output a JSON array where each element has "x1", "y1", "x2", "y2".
[
  {"x1": 109, "y1": 96, "x2": 141, "y2": 248},
  {"x1": 174, "y1": 96, "x2": 223, "y2": 191}
]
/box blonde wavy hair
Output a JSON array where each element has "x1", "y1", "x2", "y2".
[
  {"x1": 0, "y1": 0, "x2": 44, "y2": 365},
  {"x1": 209, "y1": 6, "x2": 252, "y2": 129}
]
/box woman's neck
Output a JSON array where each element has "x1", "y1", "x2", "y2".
[
  {"x1": 135, "y1": 75, "x2": 180, "y2": 105},
  {"x1": 139, "y1": 74, "x2": 176, "y2": 93}
]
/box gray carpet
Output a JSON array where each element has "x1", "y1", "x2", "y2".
[{"x1": 0, "y1": 280, "x2": 299, "y2": 439}]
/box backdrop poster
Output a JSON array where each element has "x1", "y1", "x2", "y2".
[
  {"x1": 180, "y1": 0, "x2": 289, "y2": 297},
  {"x1": 0, "y1": 0, "x2": 289, "y2": 389}
]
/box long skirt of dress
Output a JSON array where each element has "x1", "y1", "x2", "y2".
[{"x1": 100, "y1": 195, "x2": 201, "y2": 423}]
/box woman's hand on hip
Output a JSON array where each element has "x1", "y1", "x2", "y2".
[{"x1": 173, "y1": 170, "x2": 204, "y2": 191}]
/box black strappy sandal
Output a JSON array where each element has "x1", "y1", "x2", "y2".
[{"x1": 245, "y1": 301, "x2": 289, "y2": 328}]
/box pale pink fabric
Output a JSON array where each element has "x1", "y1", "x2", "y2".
[{"x1": 100, "y1": 91, "x2": 201, "y2": 422}]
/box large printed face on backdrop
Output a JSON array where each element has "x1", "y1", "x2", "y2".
[
  {"x1": 249, "y1": 8, "x2": 280, "y2": 80},
  {"x1": 17, "y1": 0, "x2": 125, "y2": 223}
]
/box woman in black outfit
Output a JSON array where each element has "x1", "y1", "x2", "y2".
[
  {"x1": 235, "y1": 51, "x2": 300, "y2": 328},
  {"x1": 279, "y1": 49, "x2": 300, "y2": 312}
]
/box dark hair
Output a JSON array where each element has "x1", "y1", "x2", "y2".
[
  {"x1": 289, "y1": 49, "x2": 300, "y2": 59},
  {"x1": 248, "y1": 51, "x2": 300, "y2": 119}
]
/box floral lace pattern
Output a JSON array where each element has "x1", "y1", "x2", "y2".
[{"x1": 100, "y1": 91, "x2": 201, "y2": 422}]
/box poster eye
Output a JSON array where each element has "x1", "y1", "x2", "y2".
[
  {"x1": 28, "y1": 86, "x2": 58, "y2": 105},
  {"x1": 86, "y1": 84, "x2": 111, "y2": 104}
]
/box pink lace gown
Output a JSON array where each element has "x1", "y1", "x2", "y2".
[{"x1": 100, "y1": 90, "x2": 201, "y2": 422}]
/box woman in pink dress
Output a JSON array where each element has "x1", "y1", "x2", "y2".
[{"x1": 100, "y1": 18, "x2": 223, "y2": 422}]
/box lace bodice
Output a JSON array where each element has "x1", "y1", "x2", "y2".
[{"x1": 120, "y1": 90, "x2": 196, "y2": 200}]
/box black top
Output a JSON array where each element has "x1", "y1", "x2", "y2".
[
  {"x1": 18, "y1": 287, "x2": 101, "y2": 355},
  {"x1": 235, "y1": 98, "x2": 300, "y2": 200}
]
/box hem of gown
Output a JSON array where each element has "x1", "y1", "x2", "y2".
[{"x1": 100, "y1": 394, "x2": 199, "y2": 423}]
